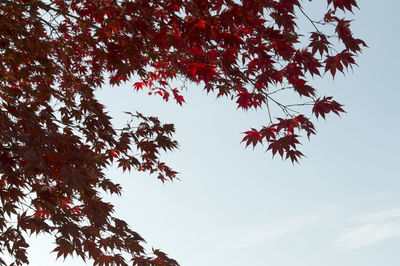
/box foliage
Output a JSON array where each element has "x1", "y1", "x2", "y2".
[{"x1": 0, "y1": 0, "x2": 365, "y2": 265}]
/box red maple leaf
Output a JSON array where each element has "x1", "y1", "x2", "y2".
[
  {"x1": 242, "y1": 129, "x2": 263, "y2": 149},
  {"x1": 313, "y1": 96, "x2": 345, "y2": 119}
]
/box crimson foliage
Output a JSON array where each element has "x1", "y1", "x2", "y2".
[{"x1": 0, "y1": 0, "x2": 365, "y2": 265}]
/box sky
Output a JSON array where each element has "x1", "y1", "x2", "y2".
[{"x1": 22, "y1": 1, "x2": 400, "y2": 266}]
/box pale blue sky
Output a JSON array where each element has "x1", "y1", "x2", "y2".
[{"x1": 23, "y1": 1, "x2": 400, "y2": 266}]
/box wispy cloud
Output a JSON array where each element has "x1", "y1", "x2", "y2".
[
  {"x1": 234, "y1": 212, "x2": 323, "y2": 249},
  {"x1": 336, "y1": 208, "x2": 400, "y2": 250}
]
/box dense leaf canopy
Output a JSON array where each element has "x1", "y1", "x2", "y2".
[{"x1": 0, "y1": 0, "x2": 365, "y2": 265}]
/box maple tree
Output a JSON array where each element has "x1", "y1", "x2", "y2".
[{"x1": 0, "y1": 0, "x2": 365, "y2": 265}]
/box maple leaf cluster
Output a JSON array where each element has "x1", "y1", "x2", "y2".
[{"x1": 0, "y1": 0, "x2": 365, "y2": 265}]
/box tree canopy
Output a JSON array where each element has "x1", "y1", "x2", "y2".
[{"x1": 0, "y1": 0, "x2": 365, "y2": 265}]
